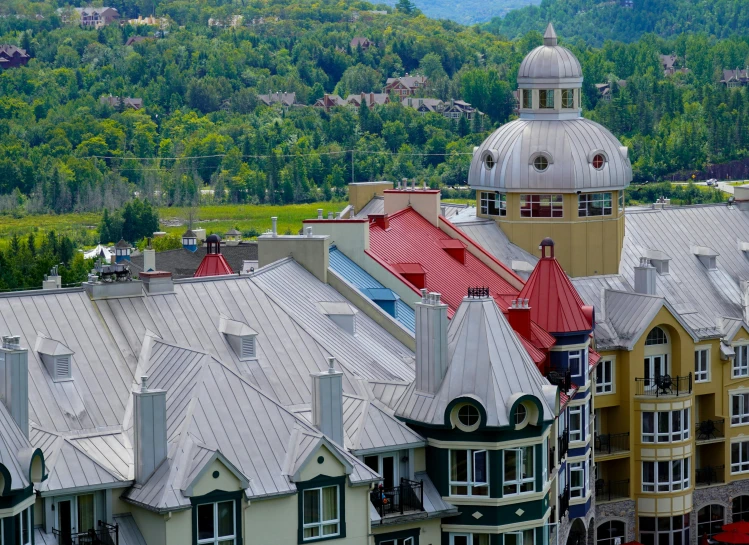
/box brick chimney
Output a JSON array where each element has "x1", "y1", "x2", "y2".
[{"x1": 508, "y1": 299, "x2": 532, "y2": 341}]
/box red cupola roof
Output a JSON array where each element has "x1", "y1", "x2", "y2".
[
  {"x1": 194, "y1": 235, "x2": 234, "y2": 277},
  {"x1": 518, "y1": 238, "x2": 593, "y2": 334}
]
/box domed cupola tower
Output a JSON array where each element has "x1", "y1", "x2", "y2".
[{"x1": 467, "y1": 23, "x2": 632, "y2": 277}]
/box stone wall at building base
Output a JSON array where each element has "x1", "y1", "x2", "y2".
[
  {"x1": 692, "y1": 481, "x2": 749, "y2": 542},
  {"x1": 595, "y1": 500, "x2": 636, "y2": 544}
]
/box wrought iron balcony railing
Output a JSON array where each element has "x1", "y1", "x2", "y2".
[
  {"x1": 635, "y1": 373, "x2": 692, "y2": 396},
  {"x1": 52, "y1": 520, "x2": 119, "y2": 545},
  {"x1": 547, "y1": 368, "x2": 572, "y2": 392},
  {"x1": 595, "y1": 479, "x2": 630, "y2": 502},
  {"x1": 558, "y1": 485, "x2": 570, "y2": 519},
  {"x1": 696, "y1": 419, "x2": 725, "y2": 441},
  {"x1": 696, "y1": 465, "x2": 725, "y2": 487},
  {"x1": 558, "y1": 430, "x2": 570, "y2": 461},
  {"x1": 594, "y1": 432, "x2": 630, "y2": 455},
  {"x1": 370, "y1": 478, "x2": 424, "y2": 521}
]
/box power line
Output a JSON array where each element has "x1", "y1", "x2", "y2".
[{"x1": 81, "y1": 149, "x2": 476, "y2": 161}]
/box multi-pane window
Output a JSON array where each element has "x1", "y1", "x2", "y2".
[
  {"x1": 735, "y1": 346, "x2": 749, "y2": 378},
  {"x1": 596, "y1": 359, "x2": 614, "y2": 394},
  {"x1": 562, "y1": 89, "x2": 574, "y2": 108},
  {"x1": 642, "y1": 409, "x2": 689, "y2": 443},
  {"x1": 504, "y1": 529, "x2": 535, "y2": 545},
  {"x1": 197, "y1": 501, "x2": 236, "y2": 545},
  {"x1": 578, "y1": 193, "x2": 612, "y2": 217},
  {"x1": 14, "y1": 507, "x2": 31, "y2": 545},
  {"x1": 451, "y1": 534, "x2": 490, "y2": 545},
  {"x1": 570, "y1": 461, "x2": 586, "y2": 498},
  {"x1": 522, "y1": 90, "x2": 532, "y2": 109},
  {"x1": 732, "y1": 441, "x2": 749, "y2": 474},
  {"x1": 642, "y1": 458, "x2": 690, "y2": 492},
  {"x1": 569, "y1": 405, "x2": 584, "y2": 442},
  {"x1": 596, "y1": 521, "x2": 625, "y2": 545},
  {"x1": 539, "y1": 90, "x2": 554, "y2": 109},
  {"x1": 569, "y1": 350, "x2": 584, "y2": 377},
  {"x1": 503, "y1": 446, "x2": 534, "y2": 495},
  {"x1": 520, "y1": 194, "x2": 563, "y2": 218},
  {"x1": 450, "y1": 450, "x2": 488, "y2": 496},
  {"x1": 695, "y1": 349, "x2": 709, "y2": 382},
  {"x1": 645, "y1": 327, "x2": 667, "y2": 346},
  {"x1": 732, "y1": 393, "x2": 749, "y2": 425},
  {"x1": 480, "y1": 192, "x2": 506, "y2": 216},
  {"x1": 698, "y1": 505, "x2": 725, "y2": 538},
  {"x1": 639, "y1": 515, "x2": 690, "y2": 545},
  {"x1": 733, "y1": 496, "x2": 749, "y2": 522},
  {"x1": 303, "y1": 486, "x2": 340, "y2": 540}
]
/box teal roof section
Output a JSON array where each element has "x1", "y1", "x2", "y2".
[{"x1": 329, "y1": 246, "x2": 416, "y2": 332}]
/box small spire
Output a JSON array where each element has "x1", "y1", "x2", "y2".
[{"x1": 543, "y1": 23, "x2": 558, "y2": 46}]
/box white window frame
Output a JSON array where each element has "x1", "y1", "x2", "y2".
[
  {"x1": 735, "y1": 345, "x2": 749, "y2": 378},
  {"x1": 502, "y1": 446, "x2": 535, "y2": 496},
  {"x1": 542, "y1": 437, "x2": 548, "y2": 484},
  {"x1": 596, "y1": 359, "x2": 614, "y2": 394},
  {"x1": 732, "y1": 440, "x2": 749, "y2": 474},
  {"x1": 197, "y1": 500, "x2": 236, "y2": 545},
  {"x1": 642, "y1": 458, "x2": 690, "y2": 492},
  {"x1": 569, "y1": 405, "x2": 583, "y2": 442},
  {"x1": 480, "y1": 192, "x2": 506, "y2": 216},
  {"x1": 302, "y1": 486, "x2": 340, "y2": 541},
  {"x1": 504, "y1": 529, "x2": 535, "y2": 545},
  {"x1": 732, "y1": 393, "x2": 749, "y2": 426},
  {"x1": 695, "y1": 348, "x2": 710, "y2": 382},
  {"x1": 578, "y1": 193, "x2": 612, "y2": 217},
  {"x1": 569, "y1": 350, "x2": 583, "y2": 377},
  {"x1": 641, "y1": 409, "x2": 690, "y2": 443},
  {"x1": 449, "y1": 450, "x2": 489, "y2": 497},
  {"x1": 363, "y1": 453, "x2": 399, "y2": 488},
  {"x1": 520, "y1": 194, "x2": 563, "y2": 218},
  {"x1": 570, "y1": 461, "x2": 586, "y2": 498}
]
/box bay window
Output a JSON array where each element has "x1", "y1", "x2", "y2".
[
  {"x1": 197, "y1": 500, "x2": 236, "y2": 545},
  {"x1": 303, "y1": 486, "x2": 340, "y2": 540},
  {"x1": 503, "y1": 446, "x2": 534, "y2": 495},
  {"x1": 642, "y1": 458, "x2": 690, "y2": 492},
  {"x1": 734, "y1": 345, "x2": 749, "y2": 378},
  {"x1": 642, "y1": 409, "x2": 689, "y2": 443},
  {"x1": 570, "y1": 461, "x2": 586, "y2": 498},
  {"x1": 450, "y1": 449, "x2": 488, "y2": 496},
  {"x1": 732, "y1": 440, "x2": 749, "y2": 474},
  {"x1": 732, "y1": 393, "x2": 749, "y2": 425},
  {"x1": 569, "y1": 405, "x2": 584, "y2": 442}
]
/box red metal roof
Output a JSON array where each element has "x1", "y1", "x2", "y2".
[
  {"x1": 518, "y1": 250, "x2": 593, "y2": 334},
  {"x1": 194, "y1": 253, "x2": 234, "y2": 277}
]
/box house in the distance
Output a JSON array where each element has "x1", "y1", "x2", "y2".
[
  {"x1": 721, "y1": 68, "x2": 749, "y2": 88},
  {"x1": 313, "y1": 93, "x2": 347, "y2": 112},
  {"x1": 401, "y1": 96, "x2": 481, "y2": 122},
  {"x1": 99, "y1": 95, "x2": 144, "y2": 110},
  {"x1": 257, "y1": 91, "x2": 298, "y2": 108},
  {"x1": 75, "y1": 7, "x2": 119, "y2": 28},
  {"x1": 346, "y1": 92, "x2": 390, "y2": 109},
  {"x1": 385, "y1": 74, "x2": 428, "y2": 97},
  {"x1": 0, "y1": 45, "x2": 30, "y2": 69},
  {"x1": 350, "y1": 36, "x2": 373, "y2": 50},
  {"x1": 442, "y1": 98, "x2": 480, "y2": 121},
  {"x1": 660, "y1": 54, "x2": 689, "y2": 76},
  {"x1": 401, "y1": 97, "x2": 445, "y2": 114},
  {"x1": 595, "y1": 80, "x2": 627, "y2": 101}
]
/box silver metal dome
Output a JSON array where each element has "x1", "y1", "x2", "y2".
[
  {"x1": 517, "y1": 24, "x2": 583, "y2": 86},
  {"x1": 468, "y1": 118, "x2": 633, "y2": 193}
]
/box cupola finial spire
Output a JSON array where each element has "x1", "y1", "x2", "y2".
[{"x1": 543, "y1": 23, "x2": 558, "y2": 46}]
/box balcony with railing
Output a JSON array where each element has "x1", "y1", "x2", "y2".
[
  {"x1": 547, "y1": 367, "x2": 572, "y2": 392},
  {"x1": 696, "y1": 465, "x2": 725, "y2": 488},
  {"x1": 558, "y1": 484, "x2": 570, "y2": 519},
  {"x1": 595, "y1": 479, "x2": 630, "y2": 503},
  {"x1": 558, "y1": 430, "x2": 570, "y2": 461},
  {"x1": 594, "y1": 432, "x2": 630, "y2": 458},
  {"x1": 696, "y1": 419, "x2": 725, "y2": 443},
  {"x1": 635, "y1": 373, "x2": 692, "y2": 397},
  {"x1": 370, "y1": 478, "x2": 424, "y2": 522},
  {"x1": 52, "y1": 520, "x2": 119, "y2": 545}
]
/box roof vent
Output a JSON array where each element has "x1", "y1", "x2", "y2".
[
  {"x1": 393, "y1": 263, "x2": 426, "y2": 289},
  {"x1": 439, "y1": 239, "x2": 466, "y2": 264},
  {"x1": 318, "y1": 302, "x2": 357, "y2": 335},
  {"x1": 361, "y1": 288, "x2": 400, "y2": 318},
  {"x1": 218, "y1": 316, "x2": 258, "y2": 360},
  {"x1": 691, "y1": 245, "x2": 719, "y2": 270},
  {"x1": 34, "y1": 332, "x2": 74, "y2": 382},
  {"x1": 642, "y1": 249, "x2": 671, "y2": 275}
]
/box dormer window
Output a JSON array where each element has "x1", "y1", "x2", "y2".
[
  {"x1": 218, "y1": 316, "x2": 258, "y2": 361},
  {"x1": 35, "y1": 332, "x2": 74, "y2": 382},
  {"x1": 318, "y1": 302, "x2": 357, "y2": 335}
]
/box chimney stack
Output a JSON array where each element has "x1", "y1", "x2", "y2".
[
  {"x1": 43, "y1": 266, "x2": 62, "y2": 290},
  {"x1": 133, "y1": 375, "x2": 167, "y2": 484},
  {"x1": 508, "y1": 299, "x2": 532, "y2": 340},
  {"x1": 415, "y1": 290, "x2": 448, "y2": 394},
  {"x1": 0, "y1": 336, "x2": 28, "y2": 438},
  {"x1": 271, "y1": 217, "x2": 278, "y2": 237},
  {"x1": 143, "y1": 246, "x2": 156, "y2": 272},
  {"x1": 634, "y1": 257, "x2": 657, "y2": 295},
  {"x1": 311, "y1": 358, "x2": 344, "y2": 446},
  {"x1": 317, "y1": 209, "x2": 323, "y2": 219}
]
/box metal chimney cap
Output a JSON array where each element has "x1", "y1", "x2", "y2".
[{"x1": 140, "y1": 375, "x2": 149, "y2": 392}]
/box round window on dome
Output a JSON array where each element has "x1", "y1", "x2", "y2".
[
  {"x1": 533, "y1": 156, "x2": 549, "y2": 172},
  {"x1": 515, "y1": 404, "x2": 528, "y2": 426},
  {"x1": 458, "y1": 404, "x2": 480, "y2": 427},
  {"x1": 485, "y1": 155, "x2": 495, "y2": 171},
  {"x1": 592, "y1": 154, "x2": 606, "y2": 170}
]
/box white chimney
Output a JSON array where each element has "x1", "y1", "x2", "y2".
[
  {"x1": 415, "y1": 290, "x2": 448, "y2": 394},
  {"x1": 133, "y1": 376, "x2": 167, "y2": 484},
  {"x1": 742, "y1": 280, "x2": 749, "y2": 324},
  {"x1": 311, "y1": 358, "x2": 344, "y2": 446},
  {"x1": 0, "y1": 336, "x2": 29, "y2": 438},
  {"x1": 42, "y1": 266, "x2": 62, "y2": 290},
  {"x1": 271, "y1": 217, "x2": 278, "y2": 237},
  {"x1": 306, "y1": 226, "x2": 313, "y2": 238},
  {"x1": 634, "y1": 257, "x2": 657, "y2": 295},
  {"x1": 317, "y1": 209, "x2": 323, "y2": 219},
  {"x1": 143, "y1": 248, "x2": 156, "y2": 272}
]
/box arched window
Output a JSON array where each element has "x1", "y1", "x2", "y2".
[
  {"x1": 645, "y1": 327, "x2": 667, "y2": 346},
  {"x1": 734, "y1": 496, "x2": 749, "y2": 522},
  {"x1": 698, "y1": 505, "x2": 724, "y2": 537},
  {"x1": 596, "y1": 520, "x2": 625, "y2": 545}
]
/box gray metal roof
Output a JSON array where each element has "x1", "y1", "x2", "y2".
[
  {"x1": 113, "y1": 514, "x2": 148, "y2": 545},
  {"x1": 468, "y1": 118, "x2": 633, "y2": 193},
  {"x1": 517, "y1": 43, "x2": 583, "y2": 83},
  {"x1": 394, "y1": 295, "x2": 555, "y2": 427},
  {"x1": 0, "y1": 401, "x2": 35, "y2": 492},
  {"x1": 129, "y1": 243, "x2": 258, "y2": 278}
]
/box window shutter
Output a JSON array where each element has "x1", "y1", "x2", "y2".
[
  {"x1": 56, "y1": 356, "x2": 71, "y2": 380},
  {"x1": 241, "y1": 336, "x2": 255, "y2": 359}
]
